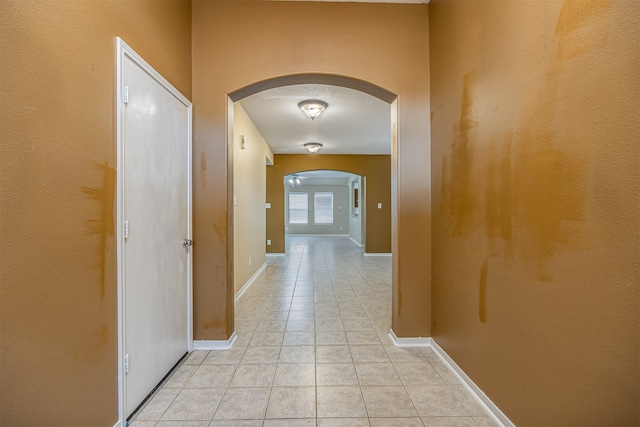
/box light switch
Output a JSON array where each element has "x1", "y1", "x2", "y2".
[
  {"x1": 234, "y1": 195, "x2": 237, "y2": 206},
  {"x1": 378, "y1": 203, "x2": 382, "y2": 209},
  {"x1": 266, "y1": 203, "x2": 271, "y2": 209}
]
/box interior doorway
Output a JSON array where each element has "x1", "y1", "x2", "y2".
[
  {"x1": 116, "y1": 38, "x2": 193, "y2": 422},
  {"x1": 283, "y1": 170, "x2": 361, "y2": 244},
  {"x1": 228, "y1": 77, "x2": 396, "y2": 337}
]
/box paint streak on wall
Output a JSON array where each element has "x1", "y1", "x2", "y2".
[
  {"x1": 509, "y1": 0, "x2": 605, "y2": 280},
  {"x1": 514, "y1": 139, "x2": 585, "y2": 281},
  {"x1": 446, "y1": 70, "x2": 480, "y2": 237},
  {"x1": 1, "y1": 1, "x2": 192, "y2": 423},
  {"x1": 439, "y1": 0, "x2": 611, "y2": 281},
  {"x1": 478, "y1": 258, "x2": 488, "y2": 323},
  {"x1": 484, "y1": 133, "x2": 513, "y2": 264},
  {"x1": 439, "y1": 156, "x2": 448, "y2": 214},
  {"x1": 200, "y1": 152, "x2": 207, "y2": 187},
  {"x1": 556, "y1": 0, "x2": 613, "y2": 59},
  {"x1": 213, "y1": 211, "x2": 226, "y2": 241},
  {"x1": 81, "y1": 161, "x2": 116, "y2": 298},
  {"x1": 72, "y1": 323, "x2": 109, "y2": 364},
  {"x1": 430, "y1": 0, "x2": 637, "y2": 424}
]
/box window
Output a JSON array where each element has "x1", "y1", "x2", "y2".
[
  {"x1": 314, "y1": 192, "x2": 333, "y2": 224},
  {"x1": 288, "y1": 192, "x2": 308, "y2": 224}
]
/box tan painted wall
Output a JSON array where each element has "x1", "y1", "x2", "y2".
[
  {"x1": 0, "y1": 1, "x2": 191, "y2": 425},
  {"x1": 192, "y1": 1, "x2": 431, "y2": 340},
  {"x1": 429, "y1": 1, "x2": 639, "y2": 425},
  {"x1": 267, "y1": 155, "x2": 391, "y2": 255},
  {"x1": 233, "y1": 103, "x2": 273, "y2": 295}
]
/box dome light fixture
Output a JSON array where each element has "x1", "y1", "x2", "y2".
[
  {"x1": 298, "y1": 99, "x2": 328, "y2": 120},
  {"x1": 304, "y1": 142, "x2": 323, "y2": 154}
]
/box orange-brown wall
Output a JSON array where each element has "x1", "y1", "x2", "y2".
[
  {"x1": 267, "y1": 155, "x2": 391, "y2": 254},
  {"x1": 192, "y1": 1, "x2": 431, "y2": 340},
  {"x1": 429, "y1": 0, "x2": 639, "y2": 425},
  {"x1": 0, "y1": 1, "x2": 191, "y2": 425}
]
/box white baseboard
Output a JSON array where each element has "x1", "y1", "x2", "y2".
[
  {"x1": 113, "y1": 421, "x2": 122, "y2": 427},
  {"x1": 388, "y1": 329, "x2": 431, "y2": 347},
  {"x1": 389, "y1": 331, "x2": 514, "y2": 427},
  {"x1": 266, "y1": 253, "x2": 286, "y2": 257},
  {"x1": 193, "y1": 331, "x2": 237, "y2": 351},
  {"x1": 429, "y1": 339, "x2": 515, "y2": 427},
  {"x1": 235, "y1": 263, "x2": 266, "y2": 303},
  {"x1": 364, "y1": 252, "x2": 391, "y2": 257},
  {"x1": 286, "y1": 234, "x2": 350, "y2": 237},
  {"x1": 349, "y1": 236, "x2": 364, "y2": 247}
]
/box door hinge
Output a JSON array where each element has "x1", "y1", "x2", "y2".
[
  {"x1": 124, "y1": 86, "x2": 129, "y2": 104},
  {"x1": 124, "y1": 220, "x2": 129, "y2": 239},
  {"x1": 124, "y1": 354, "x2": 129, "y2": 373}
]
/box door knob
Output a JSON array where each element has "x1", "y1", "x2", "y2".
[{"x1": 182, "y1": 238, "x2": 193, "y2": 248}]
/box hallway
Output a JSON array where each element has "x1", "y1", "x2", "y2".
[{"x1": 131, "y1": 236, "x2": 498, "y2": 426}]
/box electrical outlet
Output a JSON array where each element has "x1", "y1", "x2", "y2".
[
  {"x1": 378, "y1": 203, "x2": 382, "y2": 209},
  {"x1": 249, "y1": 257, "x2": 252, "y2": 266},
  {"x1": 267, "y1": 240, "x2": 272, "y2": 245}
]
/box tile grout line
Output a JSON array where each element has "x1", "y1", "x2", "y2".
[{"x1": 133, "y1": 237, "x2": 494, "y2": 426}]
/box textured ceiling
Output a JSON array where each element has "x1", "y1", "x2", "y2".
[{"x1": 239, "y1": 84, "x2": 392, "y2": 156}]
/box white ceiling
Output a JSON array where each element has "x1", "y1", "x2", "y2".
[{"x1": 239, "y1": 84, "x2": 391, "y2": 155}]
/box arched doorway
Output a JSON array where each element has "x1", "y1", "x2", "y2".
[
  {"x1": 282, "y1": 170, "x2": 367, "y2": 249},
  {"x1": 191, "y1": 1, "x2": 432, "y2": 351},
  {"x1": 227, "y1": 74, "x2": 398, "y2": 342}
]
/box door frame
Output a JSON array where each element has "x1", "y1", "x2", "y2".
[{"x1": 115, "y1": 37, "x2": 193, "y2": 425}]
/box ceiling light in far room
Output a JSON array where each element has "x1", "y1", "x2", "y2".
[
  {"x1": 304, "y1": 142, "x2": 323, "y2": 154},
  {"x1": 287, "y1": 175, "x2": 302, "y2": 186},
  {"x1": 298, "y1": 99, "x2": 328, "y2": 120}
]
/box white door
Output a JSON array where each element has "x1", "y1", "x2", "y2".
[{"x1": 118, "y1": 39, "x2": 192, "y2": 418}]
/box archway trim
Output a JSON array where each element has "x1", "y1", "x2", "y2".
[{"x1": 229, "y1": 73, "x2": 397, "y2": 104}]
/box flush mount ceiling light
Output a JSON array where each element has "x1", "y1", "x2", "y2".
[
  {"x1": 304, "y1": 142, "x2": 323, "y2": 154},
  {"x1": 298, "y1": 99, "x2": 328, "y2": 120}
]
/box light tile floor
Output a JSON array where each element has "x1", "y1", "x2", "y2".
[{"x1": 131, "y1": 236, "x2": 499, "y2": 427}]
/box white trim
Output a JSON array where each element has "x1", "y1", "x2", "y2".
[
  {"x1": 310, "y1": 0, "x2": 429, "y2": 3},
  {"x1": 116, "y1": 37, "x2": 125, "y2": 427},
  {"x1": 193, "y1": 332, "x2": 238, "y2": 351},
  {"x1": 266, "y1": 253, "x2": 286, "y2": 257},
  {"x1": 388, "y1": 329, "x2": 431, "y2": 347},
  {"x1": 364, "y1": 252, "x2": 392, "y2": 257},
  {"x1": 235, "y1": 263, "x2": 266, "y2": 303},
  {"x1": 116, "y1": 37, "x2": 193, "y2": 425},
  {"x1": 286, "y1": 234, "x2": 350, "y2": 237},
  {"x1": 388, "y1": 330, "x2": 514, "y2": 427},
  {"x1": 429, "y1": 339, "x2": 515, "y2": 427},
  {"x1": 349, "y1": 236, "x2": 364, "y2": 247}
]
